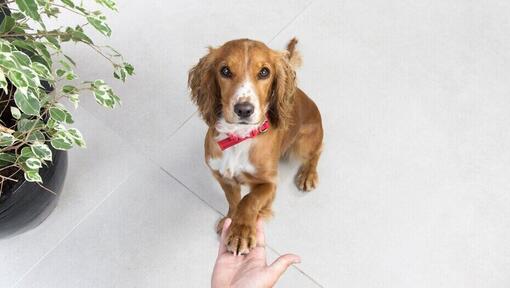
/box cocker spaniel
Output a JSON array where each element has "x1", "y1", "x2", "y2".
[{"x1": 188, "y1": 38, "x2": 323, "y2": 255}]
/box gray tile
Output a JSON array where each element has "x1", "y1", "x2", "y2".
[
  {"x1": 59, "y1": 0, "x2": 311, "y2": 157},
  {"x1": 14, "y1": 166, "x2": 319, "y2": 288},
  {"x1": 0, "y1": 108, "x2": 146, "y2": 287},
  {"x1": 158, "y1": 0, "x2": 510, "y2": 287},
  {"x1": 268, "y1": 2, "x2": 510, "y2": 287}
]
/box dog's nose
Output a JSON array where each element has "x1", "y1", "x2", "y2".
[{"x1": 234, "y1": 102, "x2": 254, "y2": 118}]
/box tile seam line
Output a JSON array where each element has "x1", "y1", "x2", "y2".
[
  {"x1": 160, "y1": 167, "x2": 325, "y2": 288},
  {"x1": 160, "y1": 167, "x2": 224, "y2": 216},
  {"x1": 9, "y1": 167, "x2": 142, "y2": 288},
  {"x1": 267, "y1": 0, "x2": 315, "y2": 44},
  {"x1": 264, "y1": 243, "x2": 325, "y2": 288},
  {"x1": 168, "y1": 110, "x2": 198, "y2": 139}
]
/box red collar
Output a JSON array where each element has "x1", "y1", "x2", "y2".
[{"x1": 217, "y1": 118, "x2": 270, "y2": 151}]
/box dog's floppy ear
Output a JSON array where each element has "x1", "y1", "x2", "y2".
[
  {"x1": 188, "y1": 48, "x2": 221, "y2": 127},
  {"x1": 269, "y1": 50, "x2": 296, "y2": 129}
]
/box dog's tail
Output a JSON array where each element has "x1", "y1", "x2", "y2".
[{"x1": 286, "y1": 37, "x2": 302, "y2": 69}]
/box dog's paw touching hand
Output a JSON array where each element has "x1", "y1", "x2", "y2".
[{"x1": 226, "y1": 222, "x2": 257, "y2": 255}]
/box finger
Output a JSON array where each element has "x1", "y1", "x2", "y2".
[
  {"x1": 268, "y1": 254, "x2": 301, "y2": 277},
  {"x1": 218, "y1": 218, "x2": 232, "y2": 255},
  {"x1": 255, "y1": 218, "x2": 265, "y2": 247}
]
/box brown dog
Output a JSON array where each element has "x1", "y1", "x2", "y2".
[{"x1": 188, "y1": 38, "x2": 323, "y2": 255}]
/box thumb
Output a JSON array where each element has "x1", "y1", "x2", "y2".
[{"x1": 268, "y1": 254, "x2": 301, "y2": 277}]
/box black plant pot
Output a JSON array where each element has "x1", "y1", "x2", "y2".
[
  {"x1": 0, "y1": 149, "x2": 68, "y2": 239},
  {"x1": 0, "y1": 5, "x2": 68, "y2": 239}
]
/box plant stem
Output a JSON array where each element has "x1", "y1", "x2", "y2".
[
  {"x1": 37, "y1": 182, "x2": 56, "y2": 195},
  {"x1": 49, "y1": 2, "x2": 88, "y2": 17}
]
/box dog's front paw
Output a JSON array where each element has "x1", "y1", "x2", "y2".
[
  {"x1": 226, "y1": 222, "x2": 256, "y2": 255},
  {"x1": 296, "y1": 165, "x2": 319, "y2": 192}
]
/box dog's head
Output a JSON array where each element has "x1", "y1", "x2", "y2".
[{"x1": 188, "y1": 39, "x2": 297, "y2": 130}]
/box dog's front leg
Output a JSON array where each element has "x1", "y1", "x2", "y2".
[
  {"x1": 226, "y1": 182, "x2": 276, "y2": 255},
  {"x1": 214, "y1": 173, "x2": 241, "y2": 234}
]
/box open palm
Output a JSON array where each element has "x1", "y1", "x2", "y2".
[{"x1": 211, "y1": 218, "x2": 301, "y2": 288}]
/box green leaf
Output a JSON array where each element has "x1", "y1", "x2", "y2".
[
  {"x1": 56, "y1": 69, "x2": 65, "y2": 77},
  {"x1": 50, "y1": 136, "x2": 73, "y2": 150},
  {"x1": 95, "y1": 0, "x2": 117, "y2": 11},
  {"x1": 60, "y1": 59, "x2": 71, "y2": 71},
  {"x1": 14, "y1": 89, "x2": 40, "y2": 116},
  {"x1": 49, "y1": 107, "x2": 66, "y2": 122},
  {"x1": 0, "y1": 152, "x2": 16, "y2": 167},
  {"x1": 67, "y1": 128, "x2": 86, "y2": 147},
  {"x1": 24, "y1": 170, "x2": 42, "y2": 182},
  {"x1": 74, "y1": 6, "x2": 87, "y2": 14},
  {"x1": 62, "y1": 85, "x2": 79, "y2": 108},
  {"x1": 93, "y1": 89, "x2": 113, "y2": 108},
  {"x1": 63, "y1": 54, "x2": 76, "y2": 66},
  {"x1": 18, "y1": 66, "x2": 39, "y2": 88},
  {"x1": 25, "y1": 157, "x2": 42, "y2": 169},
  {"x1": 47, "y1": 118, "x2": 65, "y2": 131},
  {"x1": 10, "y1": 106, "x2": 21, "y2": 119},
  {"x1": 11, "y1": 39, "x2": 37, "y2": 54},
  {"x1": 15, "y1": 0, "x2": 41, "y2": 22},
  {"x1": 0, "y1": 52, "x2": 19, "y2": 70},
  {"x1": 113, "y1": 66, "x2": 126, "y2": 81},
  {"x1": 7, "y1": 70, "x2": 27, "y2": 89},
  {"x1": 65, "y1": 71, "x2": 77, "y2": 80},
  {"x1": 62, "y1": 85, "x2": 78, "y2": 94},
  {"x1": 0, "y1": 16, "x2": 16, "y2": 34},
  {"x1": 124, "y1": 62, "x2": 134, "y2": 75},
  {"x1": 31, "y1": 142, "x2": 52, "y2": 161},
  {"x1": 17, "y1": 118, "x2": 44, "y2": 131},
  {"x1": 49, "y1": 106, "x2": 73, "y2": 124},
  {"x1": 91, "y1": 80, "x2": 120, "y2": 108},
  {"x1": 87, "y1": 15, "x2": 112, "y2": 37},
  {"x1": 27, "y1": 130, "x2": 45, "y2": 142},
  {"x1": 8, "y1": 66, "x2": 39, "y2": 89},
  {"x1": 45, "y1": 35, "x2": 61, "y2": 49},
  {"x1": 0, "y1": 40, "x2": 13, "y2": 52},
  {"x1": 56, "y1": 59, "x2": 77, "y2": 80},
  {"x1": 44, "y1": 6, "x2": 60, "y2": 18},
  {"x1": 32, "y1": 62, "x2": 53, "y2": 80},
  {"x1": 12, "y1": 53, "x2": 30, "y2": 69},
  {"x1": 60, "y1": 0, "x2": 75, "y2": 7},
  {"x1": 114, "y1": 62, "x2": 134, "y2": 82},
  {"x1": 33, "y1": 42, "x2": 52, "y2": 68},
  {"x1": 71, "y1": 30, "x2": 93, "y2": 44},
  {"x1": 68, "y1": 93, "x2": 79, "y2": 108},
  {"x1": 12, "y1": 50, "x2": 32, "y2": 66},
  {"x1": 0, "y1": 132, "x2": 16, "y2": 146},
  {"x1": 20, "y1": 146, "x2": 36, "y2": 159},
  {"x1": 9, "y1": 12, "x2": 26, "y2": 21}
]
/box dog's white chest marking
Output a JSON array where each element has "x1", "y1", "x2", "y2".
[{"x1": 208, "y1": 139, "x2": 256, "y2": 179}]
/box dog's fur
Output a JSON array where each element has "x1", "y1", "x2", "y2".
[{"x1": 188, "y1": 38, "x2": 323, "y2": 255}]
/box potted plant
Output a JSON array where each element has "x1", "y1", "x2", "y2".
[{"x1": 0, "y1": 0, "x2": 133, "y2": 238}]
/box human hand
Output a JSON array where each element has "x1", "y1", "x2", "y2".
[{"x1": 211, "y1": 218, "x2": 301, "y2": 288}]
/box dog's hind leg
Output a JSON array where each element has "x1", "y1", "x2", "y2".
[{"x1": 293, "y1": 122, "x2": 323, "y2": 192}]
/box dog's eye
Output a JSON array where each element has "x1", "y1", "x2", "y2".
[
  {"x1": 258, "y1": 67, "x2": 270, "y2": 79},
  {"x1": 220, "y1": 66, "x2": 232, "y2": 78}
]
